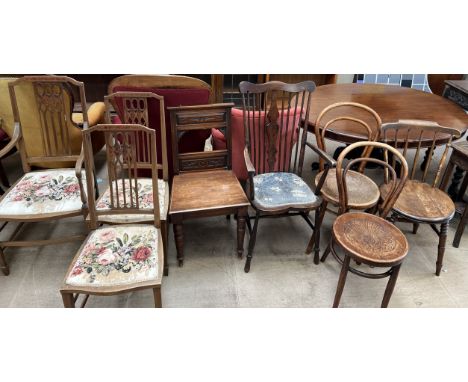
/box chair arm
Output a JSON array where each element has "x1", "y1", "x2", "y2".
[
  {"x1": 244, "y1": 147, "x2": 256, "y2": 200},
  {"x1": 72, "y1": 102, "x2": 105, "y2": 128},
  {"x1": 306, "y1": 141, "x2": 337, "y2": 167},
  {"x1": 75, "y1": 144, "x2": 87, "y2": 205},
  {"x1": 0, "y1": 122, "x2": 20, "y2": 159}
]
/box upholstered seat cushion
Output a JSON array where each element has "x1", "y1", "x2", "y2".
[
  {"x1": 0, "y1": 169, "x2": 85, "y2": 216},
  {"x1": 65, "y1": 225, "x2": 160, "y2": 287},
  {"x1": 252, "y1": 172, "x2": 320, "y2": 210},
  {"x1": 95, "y1": 178, "x2": 168, "y2": 223}
]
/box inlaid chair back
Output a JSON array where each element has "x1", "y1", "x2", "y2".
[
  {"x1": 104, "y1": 91, "x2": 168, "y2": 181},
  {"x1": 381, "y1": 120, "x2": 461, "y2": 188},
  {"x1": 315, "y1": 102, "x2": 382, "y2": 172},
  {"x1": 336, "y1": 141, "x2": 408, "y2": 217},
  {"x1": 82, "y1": 124, "x2": 160, "y2": 230},
  {"x1": 8, "y1": 76, "x2": 88, "y2": 172},
  {"x1": 239, "y1": 81, "x2": 316, "y2": 177}
]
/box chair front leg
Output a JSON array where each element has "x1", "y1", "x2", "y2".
[
  {"x1": 453, "y1": 204, "x2": 468, "y2": 248},
  {"x1": 381, "y1": 264, "x2": 401, "y2": 308},
  {"x1": 333, "y1": 253, "x2": 351, "y2": 308},
  {"x1": 436, "y1": 221, "x2": 448, "y2": 276},
  {"x1": 0, "y1": 247, "x2": 9, "y2": 276},
  {"x1": 173, "y1": 223, "x2": 184, "y2": 267},
  {"x1": 161, "y1": 220, "x2": 169, "y2": 276},
  {"x1": 237, "y1": 207, "x2": 247, "y2": 259},
  {"x1": 153, "y1": 287, "x2": 162, "y2": 308},
  {"x1": 61, "y1": 292, "x2": 75, "y2": 308},
  {"x1": 306, "y1": 200, "x2": 327, "y2": 259},
  {"x1": 244, "y1": 211, "x2": 260, "y2": 273}
]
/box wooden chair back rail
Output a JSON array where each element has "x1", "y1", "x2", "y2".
[
  {"x1": 335, "y1": 141, "x2": 408, "y2": 217},
  {"x1": 83, "y1": 124, "x2": 160, "y2": 229},
  {"x1": 382, "y1": 120, "x2": 461, "y2": 188},
  {"x1": 8, "y1": 76, "x2": 88, "y2": 171},
  {"x1": 168, "y1": 103, "x2": 234, "y2": 174},
  {"x1": 239, "y1": 81, "x2": 316, "y2": 176},
  {"x1": 105, "y1": 91, "x2": 168, "y2": 181},
  {"x1": 314, "y1": 102, "x2": 382, "y2": 172}
]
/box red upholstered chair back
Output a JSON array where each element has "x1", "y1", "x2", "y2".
[{"x1": 108, "y1": 75, "x2": 212, "y2": 179}]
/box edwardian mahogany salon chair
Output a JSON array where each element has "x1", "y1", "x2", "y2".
[
  {"x1": 238, "y1": 81, "x2": 322, "y2": 272},
  {"x1": 168, "y1": 104, "x2": 250, "y2": 267},
  {"x1": 322, "y1": 141, "x2": 409, "y2": 308},
  {"x1": 60, "y1": 124, "x2": 164, "y2": 308},
  {"x1": 104, "y1": 91, "x2": 170, "y2": 276},
  {"x1": 380, "y1": 120, "x2": 461, "y2": 276}
]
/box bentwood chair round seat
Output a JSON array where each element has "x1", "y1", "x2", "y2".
[
  {"x1": 380, "y1": 180, "x2": 455, "y2": 223},
  {"x1": 333, "y1": 212, "x2": 409, "y2": 267},
  {"x1": 315, "y1": 169, "x2": 379, "y2": 209}
]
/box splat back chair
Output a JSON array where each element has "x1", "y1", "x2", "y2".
[
  {"x1": 321, "y1": 141, "x2": 409, "y2": 308},
  {"x1": 60, "y1": 124, "x2": 163, "y2": 308},
  {"x1": 380, "y1": 120, "x2": 461, "y2": 276},
  {"x1": 0, "y1": 76, "x2": 90, "y2": 276},
  {"x1": 168, "y1": 103, "x2": 250, "y2": 267},
  {"x1": 239, "y1": 81, "x2": 322, "y2": 272},
  {"x1": 305, "y1": 102, "x2": 382, "y2": 254},
  {"x1": 104, "y1": 92, "x2": 170, "y2": 276}
]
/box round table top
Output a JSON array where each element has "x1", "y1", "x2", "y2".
[{"x1": 307, "y1": 83, "x2": 468, "y2": 145}]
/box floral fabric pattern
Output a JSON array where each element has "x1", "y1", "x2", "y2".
[
  {"x1": 66, "y1": 225, "x2": 159, "y2": 287},
  {"x1": 253, "y1": 172, "x2": 317, "y2": 209},
  {"x1": 95, "y1": 178, "x2": 167, "y2": 223},
  {"x1": 0, "y1": 169, "x2": 85, "y2": 216}
]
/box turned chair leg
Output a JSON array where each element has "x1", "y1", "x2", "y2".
[
  {"x1": 153, "y1": 287, "x2": 162, "y2": 308},
  {"x1": 333, "y1": 254, "x2": 351, "y2": 308},
  {"x1": 320, "y1": 241, "x2": 332, "y2": 263},
  {"x1": 237, "y1": 211, "x2": 246, "y2": 259},
  {"x1": 453, "y1": 204, "x2": 468, "y2": 248},
  {"x1": 61, "y1": 292, "x2": 75, "y2": 308},
  {"x1": 244, "y1": 212, "x2": 260, "y2": 273},
  {"x1": 173, "y1": 223, "x2": 184, "y2": 267},
  {"x1": 161, "y1": 221, "x2": 169, "y2": 276},
  {"x1": 381, "y1": 264, "x2": 401, "y2": 308},
  {"x1": 436, "y1": 221, "x2": 448, "y2": 276},
  {"x1": 412, "y1": 223, "x2": 420, "y2": 234},
  {"x1": 306, "y1": 200, "x2": 327, "y2": 261},
  {"x1": 0, "y1": 247, "x2": 9, "y2": 276}
]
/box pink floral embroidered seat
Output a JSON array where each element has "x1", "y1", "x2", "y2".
[
  {"x1": 0, "y1": 169, "x2": 85, "y2": 217},
  {"x1": 65, "y1": 225, "x2": 160, "y2": 287},
  {"x1": 94, "y1": 178, "x2": 168, "y2": 223}
]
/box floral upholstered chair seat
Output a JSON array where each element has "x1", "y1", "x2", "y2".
[
  {"x1": 252, "y1": 172, "x2": 318, "y2": 210},
  {"x1": 0, "y1": 169, "x2": 85, "y2": 217},
  {"x1": 65, "y1": 225, "x2": 160, "y2": 287},
  {"x1": 95, "y1": 178, "x2": 168, "y2": 223}
]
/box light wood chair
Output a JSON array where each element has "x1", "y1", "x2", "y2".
[
  {"x1": 104, "y1": 91, "x2": 170, "y2": 276},
  {"x1": 380, "y1": 120, "x2": 461, "y2": 276},
  {"x1": 168, "y1": 104, "x2": 250, "y2": 267},
  {"x1": 238, "y1": 81, "x2": 322, "y2": 271},
  {"x1": 305, "y1": 102, "x2": 382, "y2": 255},
  {"x1": 60, "y1": 124, "x2": 164, "y2": 308},
  {"x1": 321, "y1": 141, "x2": 409, "y2": 308},
  {"x1": 0, "y1": 76, "x2": 91, "y2": 276}
]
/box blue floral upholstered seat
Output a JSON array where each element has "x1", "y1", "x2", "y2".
[{"x1": 252, "y1": 172, "x2": 319, "y2": 210}]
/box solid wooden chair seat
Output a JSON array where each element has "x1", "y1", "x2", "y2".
[
  {"x1": 62, "y1": 225, "x2": 163, "y2": 293},
  {"x1": 170, "y1": 169, "x2": 249, "y2": 214},
  {"x1": 380, "y1": 180, "x2": 455, "y2": 222},
  {"x1": 333, "y1": 212, "x2": 409, "y2": 267},
  {"x1": 252, "y1": 172, "x2": 321, "y2": 211},
  {"x1": 315, "y1": 169, "x2": 379, "y2": 209}
]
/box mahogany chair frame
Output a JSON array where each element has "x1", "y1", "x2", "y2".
[
  {"x1": 381, "y1": 120, "x2": 461, "y2": 276},
  {"x1": 0, "y1": 76, "x2": 89, "y2": 276},
  {"x1": 239, "y1": 80, "x2": 323, "y2": 272},
  {"x1": 321, "y1": 141, "x2": 409, "y2": 307},
  {"x1": 60, "y1": 124, "x2": 163, "y2": 308},
  {"x1": 104, "y1": 91, "x2": 169, "y2": 276}
]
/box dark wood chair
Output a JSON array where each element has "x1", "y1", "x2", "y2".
[
  {"x1": 0, "y1": 76, "x2": 91, "y2": 276},
  {"x1": 380, "y1": 120, "x2": 461, "y2": 276},
  {"x1": 305, "y1": 101, "x2": 382, "y2": 255},
  {"x1": 168, "y1": 104, "x2": 250, "y2": 267},
  {"x1": 104, "y1": 91, "x2": 170, "y2": 276},
  {"x1": 321, "y1": 141, "x2": 409, "y2": 308},
  {"x1": 238, "y1": 81, "x2": 322, "y2": 272},
  {"x1": 60, "y1": 124, "x2": 164, "y2": 308}
]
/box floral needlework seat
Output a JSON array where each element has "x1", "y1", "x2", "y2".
[
  {"x1": 65, "y1": 225, "x2": 160, "y2": 287},
  {"x1": 95, "y1": 178, "x2": 168, "y2": 223},
  {"x1": 0, "y1": 169, "x2": 85, "y2": 217},
  {"x1": 252, "y1": 172, "x2": 317, "y2": 210}
]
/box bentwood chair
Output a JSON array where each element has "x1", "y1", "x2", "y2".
[
  {"x1": 304, "y1": 102, "x2": 382, "y2": 255},
  {"x1": 239, "y1": 81, "x2": 322, "y2": 272},
  {"x1": 104, "y1": 92, "x2": 170, "y2": 276},
  {"x1": 380, "y1": 120, "x2": 461, "y2": 276},
  {"x1": 321, "y1": 141, "x2": 409, "y2": 308},
  {"x1": 60, "y1": 124, "x2": 164, "y2": 308},
  {"x1": 0, "y1": 76, "x2": 93, "y2": 276}
]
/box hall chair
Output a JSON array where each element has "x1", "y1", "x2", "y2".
[{"x1": 60, "y1": 124, "x2": 164, "y2": 308}]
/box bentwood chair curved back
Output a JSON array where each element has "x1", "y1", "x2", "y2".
[
  {"x1": 321, "y1": 141, "x2": 409, "y2": 307},
  {"x1": 380, "y1": 119, "x2": 461, "y2": 276}
]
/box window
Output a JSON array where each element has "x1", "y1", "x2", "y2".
[{"x1": 354, "y1": 74, "x2": 431, "y2": 92}]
